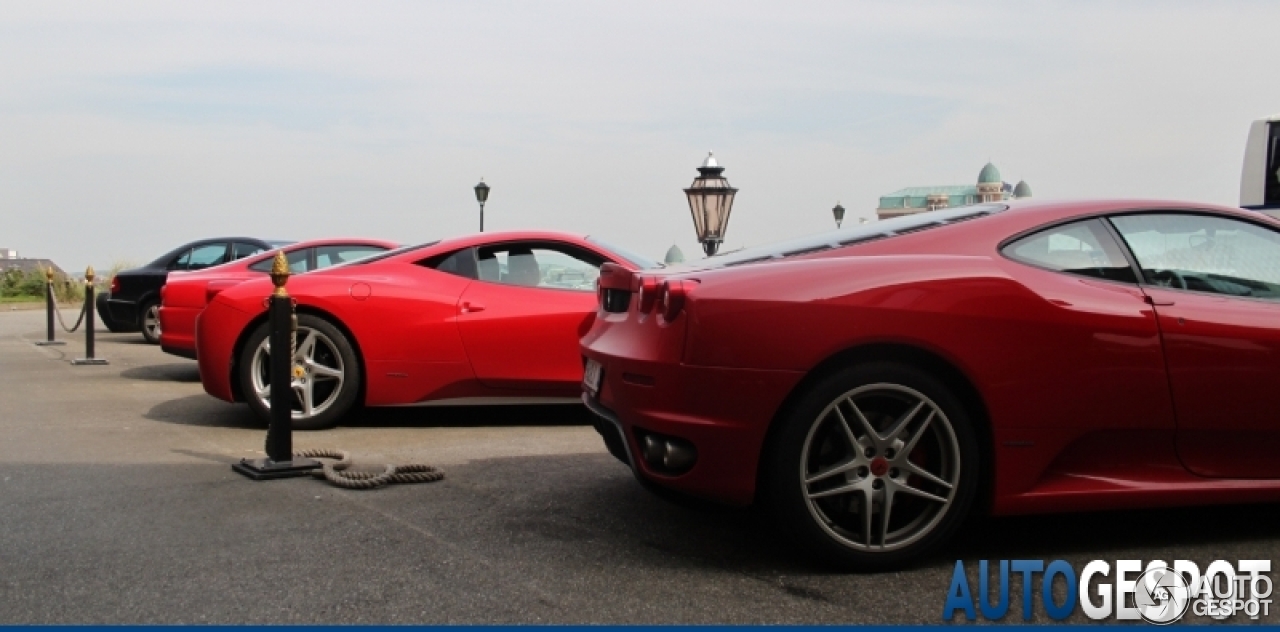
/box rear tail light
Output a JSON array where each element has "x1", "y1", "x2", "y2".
[
  {"x1": 636, "y1": 276, "x2": 660, "y2": 315},
  {"x1": 110, "y1": 276, "x2": 120, "y2": 294},
  {"x1": 597, "y1": 263, "x2": 635, "y2": 313},
  {"x1": 659, "y1": 279, "x2": 695, "y2": 322}
]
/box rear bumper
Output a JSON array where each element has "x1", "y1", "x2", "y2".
[
  {"x1": 580, "y1": 349, "x2": 803, "y2": 506},
  {"x1": 158, "y1": 305, "x2": 199, "y2": 358},
  {"x1": 96, "y1": 294, "x2": 137, "y2": 331},
  {"x1": 106, "y1": 297, "x2": 139, "y2": 326}
]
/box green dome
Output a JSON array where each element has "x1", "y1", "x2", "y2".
[
  {"x1": 1013, "y1": 180, "x2": 1032, "y2": 198},
  {"x1": 664, "y1": 244, "x2": 685, "y2": 265},
  {"x1": 977, "y1": 162, "x2": 1002, "y2": 184}
]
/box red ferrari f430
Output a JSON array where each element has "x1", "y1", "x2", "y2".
[{"x1": 581, "y1": 199, "x2": 1280, "y2": 569}]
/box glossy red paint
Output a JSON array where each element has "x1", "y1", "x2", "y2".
[
  {"x1": 160, "y1": 238, "x2": 398, "y2": 359},
  {"x1": 580, "y1": 199, "x2": 1280, "y2": 516},
  {"x1": 195, "y1": 231, "x2": 641, "y2": 409}
]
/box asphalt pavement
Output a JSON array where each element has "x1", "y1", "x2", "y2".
[{"x1": 1, "y1": 309, "x2": 1278, "y2": 624}]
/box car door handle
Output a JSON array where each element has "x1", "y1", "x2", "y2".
[
  {"x1": 1143, "y1": 295, "x2": 1175, "y2": 306},
  {"x1": 461, "y1": 301, "x2": 485, "y2": 313}
]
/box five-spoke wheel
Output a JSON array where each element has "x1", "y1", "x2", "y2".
[
  {"x1": 764, "y1": 362, "x2": 978, "y2": 570},
  {"x1": 238, "y1": 314, "x2": 360, "y2": 430}
]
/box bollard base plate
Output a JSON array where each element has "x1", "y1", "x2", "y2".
[
  {"x1": 233, "y1": 457, "x2": 322, "y2": 481},
  {"x1": 71, "y1": 358, "x2": 109, "y2": 365},
  {"x1": 35, "y1": 341, "x2": 66, "y2": 346}
]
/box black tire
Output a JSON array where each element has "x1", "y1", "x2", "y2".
[
  {"x1": 138, "y1": 299, "x2": 161, "y2": 344},
  {"x1": 760, "y1": 362, "x2": 979, "y2": 571},
  {"x1": 237, "y1": 314, "x2": 361, "y2": 431}
]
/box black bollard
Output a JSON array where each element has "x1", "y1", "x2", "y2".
[
  {"x1": 34, "y1": 267, "x2": 65, "y2": 347},
  {"x1": 233, "y1": 251, "x2": 321, "y2": 480},
  {"x1": 72, "y1": 266, "x2": 108, "y2": 366}
]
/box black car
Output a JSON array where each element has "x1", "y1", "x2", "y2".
[{"x1": 98, "y1": 237, "x2": 290, "y2": 343}]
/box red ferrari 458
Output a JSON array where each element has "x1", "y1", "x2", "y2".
[
  {"x1": 196, "y1": 231, "x2": 658, "y2": 429},
  {"x1": 159, "y1": 238, "x2": 399, "y2": 359},
  {"x1": 581, "y1": 199, "x2": 1280, "y2": 570}
]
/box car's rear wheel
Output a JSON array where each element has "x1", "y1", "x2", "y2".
[
  {"x1": 762, "y1": 362, "x2": 978, "y2": 571},
  {"x1": 139, "y1": 300, "x2": 161, "y2": 343},
  {"x1": 237, "y1": 314, "x2": 360, "y2": 431}
]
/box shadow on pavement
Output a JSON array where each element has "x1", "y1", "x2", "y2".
[
  {"x1": 145, "y1": 395, "x2": 263, "y2": 429},
  {"x1": 948, "y1": 501, "x2": 1280, "y2": 560},
  {"x1": 345, "y1": 404, "x2": 594, "y2": 428},
  {"x1": 120, "y1": 363, "x2": 201, "y2": 383},
  {"x1": 145, "y1": 395, "x2": 594, "y2": 430}
]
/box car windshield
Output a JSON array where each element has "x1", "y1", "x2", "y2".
[{"x1": 586, "y1": 236, "x2": 663, "y2": 270}]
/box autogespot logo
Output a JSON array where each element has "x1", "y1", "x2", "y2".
[{"x1": 942, "y1": 559, "x2": 1273, "y2": 623}]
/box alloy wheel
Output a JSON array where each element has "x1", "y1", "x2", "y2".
[
  {"x1": 143, "y1": 305, "x2": 161, "y2": 340},
  {"x1": 249, "y1": 326, "x2": 346, "y2": 420},
  {"x1": 799, "y1": 383, "x2": 961, "y2": 552}
]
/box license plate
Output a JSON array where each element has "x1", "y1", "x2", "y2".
[{"x1": 583, "y1": 358, "x2": 603, "y2": 394}]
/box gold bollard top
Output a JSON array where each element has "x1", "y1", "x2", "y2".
[
  {"x1": 84, "y1": 265, "x2": 95, "y2": 285},
  {"x1": 44, "y1": 266, "x2": 53, "y2": 283},
  {"x1": 270, "y1": 250, "x2": 290, "y2": 298}
]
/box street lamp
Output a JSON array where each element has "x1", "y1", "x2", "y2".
[
  {"x1": 832, "y1": 202, "x2": 845, "y2": 228},
  {"x1": 683, "y1": 152, "x2": 738, "y2": 257},
  {"x1": 473, "y1": 178, "x2": 490, "y2": 232}
]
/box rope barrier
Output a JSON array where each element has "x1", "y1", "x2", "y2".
[
  {"x1": 293, "y1": 448, "x2": 445, "y2": 490},
  {"x1": 51, "y1": 299, "x2": 87, "y2": 333}
]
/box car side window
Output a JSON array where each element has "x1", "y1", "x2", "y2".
[
  {"x1": 170, "y1": 249, "x2": 192, "y2": 270},
  {"x1": 186, "y1": 244, "x2": 231, "y2": 271},
  {"x1": 1109, "y1": 213, "x2": 1280, "y2": 300},
  {"x1": 315, "y1": 245, "x2": 386, "y2": 269},
  {"x1": 232, "y1": 242, "x2": 266, "y2": 260},
  {"x1": 475, "y1": 243, "x2": 604, "y2": 290},
  {"x1": 248, "y1": 248, "x2": 309, "y2": 273},
  {"x1": 424, "y1": 248, "x2": 479, "y2": 279},
  {"x1": 1002, "y1": 219, "x2": 1137, "y2": 283}
]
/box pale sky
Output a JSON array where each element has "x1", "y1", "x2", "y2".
[{"x1": 3, "y1": 1, "x2": 1279, "y2": 274}]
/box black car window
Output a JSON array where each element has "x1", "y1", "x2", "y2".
[
  {"x1": 423, "y1": 248, "x2": 478, "y2": 279},
  {"x1": 187, "y1": 244, "x2": 231, "y2": 271},
  {"x1": 232, "y1": 242, "x2": 267, "y2": 260},
  {"x1": 170, "y1": 249, "x2": 192, "y2": 270},
  {"x1": 1003, "y1": 219, "x2": 1138, "y2": 283},
  {"x1": 475, "y1": 243, "x2": 604, "y2": 290},
  {"x1": 1110, "y1": 213, "x2": 1280, "y2": 300}
]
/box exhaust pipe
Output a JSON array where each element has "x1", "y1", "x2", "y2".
[{"x1": 637, "y1": 430, "x2": 697, "y2": 474}]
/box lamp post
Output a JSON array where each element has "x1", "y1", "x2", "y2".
[
  {"x1": 832, "y1": 202, "x2": 845, "y2": 228},
  {"x1": 474, "y1": 178, "x2": 490, "y2": 232},
  {"x1": 683, "y1": 152, "x2": 738, "y2": 257}
]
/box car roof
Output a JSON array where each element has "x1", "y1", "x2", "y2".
[{"x1": 667, "y1": 198, "x2": 1279, "y2": 272}]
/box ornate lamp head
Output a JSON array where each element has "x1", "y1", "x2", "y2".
[{"x1": 683, "y1": 152, "x2": 739, "y2": 257}]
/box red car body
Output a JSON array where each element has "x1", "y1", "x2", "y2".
[
  {"x1": 196, "y1": 231, "x2": 651, "y2": 428},
  {"x1": 581, "y1": 199, "x2": 1280, "y2": 567},
  {"x1": 159, "y1": 238, "x2": 399, "y2": 359}
]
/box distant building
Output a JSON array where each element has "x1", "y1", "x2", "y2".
[
  {"x1": 0, "y1": 254, "x2": 66, "y2": 278},
  {"x1": 875, "y1": 162, "x2": 1032, "y2": 221},
  {"x1": 0, "y1": 248, "x2": 18, "y2": 259},
  {"x1": 664, "y1": 245, "x2": 685, "y2": 265}
]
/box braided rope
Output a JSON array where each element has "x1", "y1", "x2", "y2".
[
  {"x1": 51, "y1": 299, "x2": 87, "y2": 333},
  {"x1": 293, "y1": 448, "x2": 445, "y2": 490}
]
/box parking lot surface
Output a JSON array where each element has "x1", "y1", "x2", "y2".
[{"x1": 2, "y1": 309, "x2": 1278, "y2": 624}]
